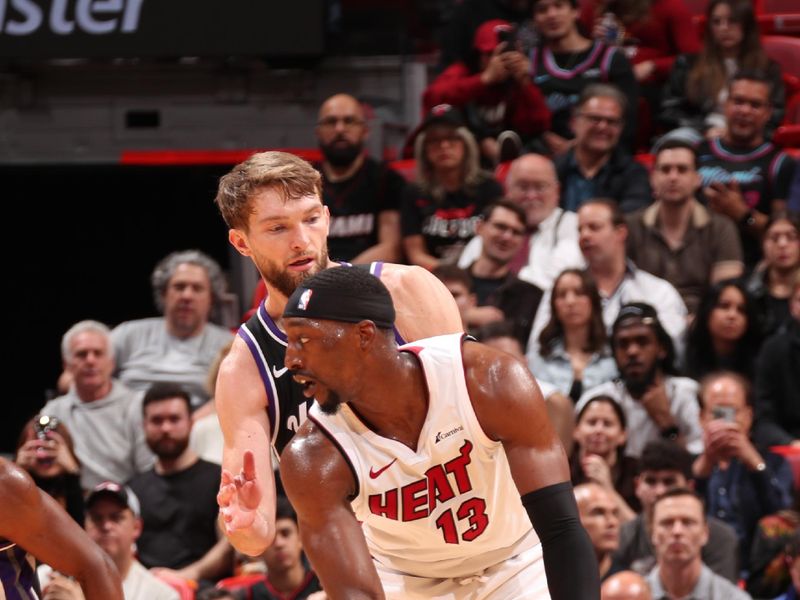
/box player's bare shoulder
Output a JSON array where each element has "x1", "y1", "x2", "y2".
[
  {"x1": 279, "y1": 418, "x2": 356, "y2": 505},
  {"x1": 462, "y1": 339, "x2": 535, "y2": 395},
  {"x1": 463, "y1": 340, "x2": 546, "y2": 432},
  {"x1": 378, "y1": 263, "x2": 462, "y2": 339}
]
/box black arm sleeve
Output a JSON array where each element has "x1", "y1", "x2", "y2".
[{"x1": 522, "y1": 481, "x2": 600, "y2": 600}]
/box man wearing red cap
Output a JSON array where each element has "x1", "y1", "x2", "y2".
[{"x1": 423, "y1": 18, "x2": 550, "y2": 165}]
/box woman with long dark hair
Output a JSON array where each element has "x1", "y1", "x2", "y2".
[
  {"x1": 747, "y1": 213, "x2": 800, "y2": 338},
  {"x1": 685, "y1": 279, "x2": 762, "y2": 380},
  {"x1": 530, "y1": 269, "x2": 617, "y2": 402},
  {"x1": 15, "y1": 416, "x2": 84, "y2": 524},
  {"x1": 659, "y1": 0, "x2": 784, "y2": 141},
  {"x1": 570, "y1": 394, "x2": 638, "y2": 522}
]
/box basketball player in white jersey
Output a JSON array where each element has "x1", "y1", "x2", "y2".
[
  {"x1": 0, "y1": 457, "x2": 124, "y2": 600},
  {"x1": 275, "y1": 267, "x2": 600, "y2": 599},
  {"x1": 214, "y1": 151, "x2": 463, "y2": 556}
]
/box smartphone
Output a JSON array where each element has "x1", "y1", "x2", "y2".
[
  {"x1": 497, "y1": 27, "x2": 517, "y2": 53},
  {"x1": 711, "y1": 406, "x2": 736, "y2": 422}
]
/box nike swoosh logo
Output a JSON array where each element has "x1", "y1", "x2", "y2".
[
  {"x1": 369, "y1": 458, "x2": 397, "y2": 479},
  {"x1": 272, "y1": 365, "x2": 288, "y2": 378}
]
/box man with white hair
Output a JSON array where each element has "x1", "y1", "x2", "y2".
[
  {"x1": 43, "y1": 320, "x2": 154, "y2": 490},
  {"x1": 111, "y1": 250, "x2": 233, "y2": 409},
  {"x1": 459, "y1": 153, "x2": 584, "y2": 290}
]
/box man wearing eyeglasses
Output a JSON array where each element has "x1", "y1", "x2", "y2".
[
  {"x1": 696, "y1": 71, "x2": 797, "y2": 269},
  {"x1": 452, "y1": 199, "x2": 543, "y2": 346},
  {"x1": 555, "y1": 84, "x2": 651, "y2": 214},
  {"x1": 315, "y1": 93, "x2": 406, "y2": 264}
]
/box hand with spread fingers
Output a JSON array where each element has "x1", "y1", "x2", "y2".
[{"x1": 218, "y1": 450, "x2": 267, "y2": 542}]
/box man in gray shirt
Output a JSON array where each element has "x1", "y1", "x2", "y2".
[
  {"x1": 111, "y1": 250, "x2": 233, "y2": 409},
  {"x1": 614, "y1": 440, "x2": 739, "y2": 583},
  {"x1": 646, "y1": 488, "x2": 751, "y2": 599},
  {"x1": 43, "y1": 320, "x2": 154, "y2": 490}
]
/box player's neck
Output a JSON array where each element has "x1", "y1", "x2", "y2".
[
  {"x1": 263, "y1": 262, "x2": 337, "y2": 325},
  {"x1": 350, "y1": 353, "x2": 428, "y2": 451}
]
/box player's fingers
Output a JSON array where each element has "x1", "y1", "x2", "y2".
[
  {"x1": 241, "y1": 480, "x2": 261, "y2": 508},
  {"x1": 220, "y1": 469, "x2": 234, "y2": 485},
  {"x1": 243, "y1": 450, "x2": 257, "y2": 480},
  {"x1": 217, "y1": 484, "x2": 235, "y2": 506}
]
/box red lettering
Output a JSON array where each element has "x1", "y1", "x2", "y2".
[
  {"x1": 425, "y1": 465, "x2": 455, "y2": 512},
  {"x1": 401, "y1": 479, "x2": 428, "y2": 521},
  {"x1": 369, "y1": 489, "x2": 398, "y2": 520},
  {"x1": 444, "y1": 440, "x2": 473, "y2": 494},
  {"x1": 436, "y1": 509, "x2": 459, "y2": 544},
  {"x1": 458, "y1": 497, "x2": 489, "y2": 541}
]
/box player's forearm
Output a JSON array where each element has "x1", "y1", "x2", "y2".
[
  {"x1": 76, "y1": 551, "x2": 124, "y2": 600},
  {"x1": 523, "y1": 482, "x2": 601, "y2": 599},
  {"x1": 218, "y1": 513, "x2": 274, "y2": 556}
]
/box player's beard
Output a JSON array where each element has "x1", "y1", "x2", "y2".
[
  {"x1": 259, "y1": 246, "x2": 330, "y2": 299},
  {"x1": 317, "y1": 389, "x2": 344, "y2": 415}
]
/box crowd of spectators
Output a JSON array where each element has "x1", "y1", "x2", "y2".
[{"x1": 13, "y1": 0, "x2": 800, "y2": 597}]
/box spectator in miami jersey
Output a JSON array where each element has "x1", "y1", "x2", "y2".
[
  {"x1": 276, "y1": 267, "x2": 600, "y2": 599},
  {"x1": 402, "y1": 104, "x2": 503, "y2": 269},
  {"x1": 696, "y1": 71, "x2": 797, "y2": 268},
  {"x1": 423, "y1": 19, "x2": 550, "y2": 165},
  {"x1": 315, "y1": 93, "x2": 405, "y2": 264},
  {"x1": 529, "y1": 0, "x2": 638, "y2": 155}
]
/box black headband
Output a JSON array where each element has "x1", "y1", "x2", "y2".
[{"x1": 283, "y1": 285, "x2": 395, "y2": 329}]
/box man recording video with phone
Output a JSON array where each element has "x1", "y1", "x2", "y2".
[
  {"x1": 692, "y1": 371, "x2": 794, "y2": 565},
  {"x1": 422, "y1": 18, "x2": 551, "y2": 165}
]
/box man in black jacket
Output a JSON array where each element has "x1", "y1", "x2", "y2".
[{"x1": 555, "y1": 84, "x2": 651, "y2": 214}]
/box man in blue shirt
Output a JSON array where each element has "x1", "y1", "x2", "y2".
[{"x1": 692, "y1": 371, "x2": 794, "y2": 565}]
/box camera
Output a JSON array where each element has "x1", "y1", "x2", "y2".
[{"x1": 33, "y1": 415, "x2": 59, "y2": 440}]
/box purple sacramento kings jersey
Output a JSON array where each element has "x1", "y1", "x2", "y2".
[
  {"x1": 237, "y1": 261, "x2": 406, "y2": 455},
  {"x1": 0, "y1": 539, "x2": 38, "y2": 600}
]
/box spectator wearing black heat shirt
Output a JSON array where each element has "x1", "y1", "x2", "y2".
[
  {"x1": 316, "y1": 93, "x2": 405, "y2": 264},
  {"x1": 529, "y1": 0, "x2": 638, "y2": 155},
  {"x1": 697, "y1": 71, "x2": 796, "y2": 268},
  {"x1": 402, "y1": 104, "x2": 503, "y2": 269}
]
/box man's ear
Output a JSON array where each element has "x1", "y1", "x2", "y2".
[{"x1": 229, "y1": 229, "x2": 252, "y2": 258}]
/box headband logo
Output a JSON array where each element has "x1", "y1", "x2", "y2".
[{"x1": 297, "y1": 289, "x2": 313, "y2": 311}]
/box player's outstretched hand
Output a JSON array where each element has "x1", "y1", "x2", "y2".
[{"x1": 218, "y1": 450, "x2": 263, "y2": 535}]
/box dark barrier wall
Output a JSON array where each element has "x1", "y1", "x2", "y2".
[
  {"x1": 0, "y1": 0, "x2": 324, "y2": 59},
  {"x1": 4, "y1": 163, "x2": 233, "y2": 453}
]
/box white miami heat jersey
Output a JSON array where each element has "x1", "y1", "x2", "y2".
[{"x1": 309, "y1": 333, "x2": 539, "y2": 579}]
